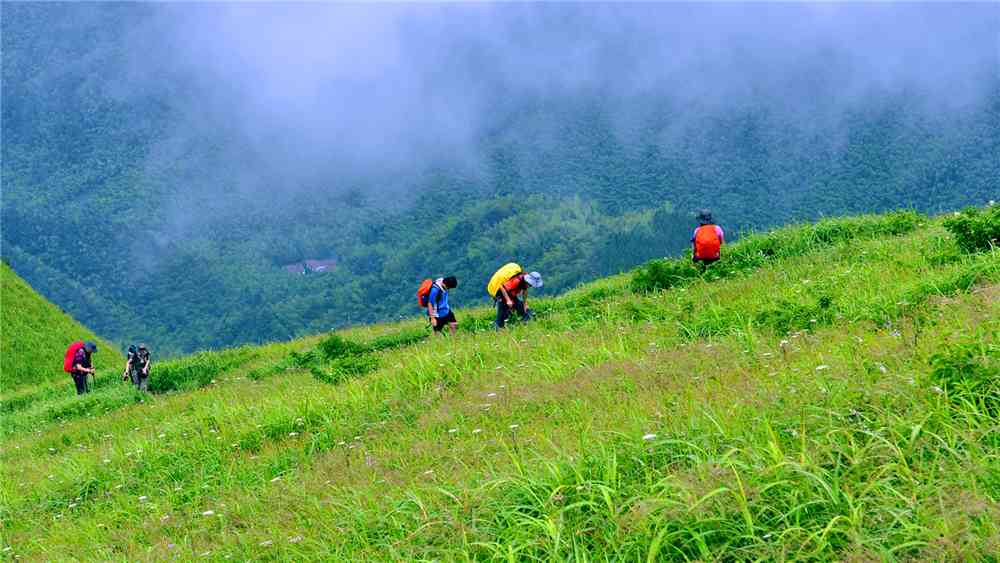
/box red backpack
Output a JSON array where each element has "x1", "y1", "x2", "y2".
[
  {"x1": 694, "y1": 225, "x2": 722, "y2": 260},
  {"x1": 416, "y1": 279, "x2": 435, "y2": 308},
  {"x1": 64, "y1": 341, "x2": 84, "y2": 372}
]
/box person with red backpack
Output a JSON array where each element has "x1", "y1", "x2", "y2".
[
  {"x1": 418, "y1": 276, "x2": 458, "y2": 336},
  {"x1": 692, "y1": 210, "x2": 725, "y2": 267},
  {"x1": 65, "y1": 341, "x2": 97, "y2": 395}
]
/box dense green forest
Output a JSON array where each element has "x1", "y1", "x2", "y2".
[{"x1": 3, "y1": 3, "x2": 998, "y2": 355}]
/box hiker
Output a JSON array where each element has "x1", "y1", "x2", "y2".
[
  {"x1": 692, "y1": 209, "x2": 725, "y2": 267},
  {"x1": 427, "y1": 276, "x2": 459, "y2": 336},
  {"x1": 69, "y1": 341, "x2": 97, "y2": 395},
  {"x1": 491, "y1": 265, "x2": 542, "y2": 329},
  {"x1": 123, "y1": 344, "x2": 151, "y2": 391}
]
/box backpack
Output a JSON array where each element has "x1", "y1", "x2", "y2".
[
  {"x1": 64, "y1": 341, "x2": 84, "y2": 373},
  {"x1": 487, "y1": 263, "x2": 522, "y2": 297},
  {"x1": 694, "y1": 225, "x2": 722, "y2": 260},
  {"x1": 417, "y1": 279, "x2": 435, "y2": 308}
]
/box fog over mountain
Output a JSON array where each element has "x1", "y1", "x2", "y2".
[{"x1": 3, "y1": 3, "x2": 997, "y2": 354}]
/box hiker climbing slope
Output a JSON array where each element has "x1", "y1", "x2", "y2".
[
  {"x1": 692, "y1": 209, "x2": 725, "y2": 266},
  {"x1": 488, "y1": 263, "x2": 542, "y2": 329},
  {"x1": 123, "y1": 344, "x2": 152, "y2": 391},
  {"x1": 424, "y1": 276, "x2": 459, "y2": 336},
  {"x1": 65, "y1": 340, "x2": 97, "y2": 395}
]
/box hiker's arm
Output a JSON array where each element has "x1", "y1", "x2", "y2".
[
  {"x1": 499, "y1": 285, "x2": 512, "y2": 306},
  {"x1": 523, "y1": 288, "x2": 528, "y2": 308},
  {"x1": 428, "y1": 288, "x2": 438, "y2": 318}
]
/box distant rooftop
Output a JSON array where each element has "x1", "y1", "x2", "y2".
[{"x1": 282, "y1": 258, "x2": 337, "y2": 274}]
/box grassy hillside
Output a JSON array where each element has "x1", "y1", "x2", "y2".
[
  {"x1": 1, "y1": 210, "x2": 999, "y2": 560},
  {"x1": 1, "y1": 262, "x2": 123, "y2": 390}
]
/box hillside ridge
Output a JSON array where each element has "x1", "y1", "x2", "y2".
[{"x1": 2, "y1": 208, "x2": 998, "y2": 560}]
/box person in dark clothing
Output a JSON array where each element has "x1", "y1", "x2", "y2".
[
  {"x1": 71, "y1": 341, "x2": 97, "y2": 395},
  {"x1": 494, "y1": 271, "x2": 542, "y2": 329},
  {"x1": 122, "y1": 344, "x2": 152, "y2": 391},
  {"x1": 427, "y1": 276, "x2": 458, "y2": 336}
]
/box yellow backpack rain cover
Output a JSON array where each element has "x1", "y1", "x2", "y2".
[{"x1": 487, "y1": 263, "x2": 522, "y2": 297}]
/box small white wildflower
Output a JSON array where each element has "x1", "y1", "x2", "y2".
[
  {"x1": 161, "y1": 515, "x2": 170, "y2": 521},
  {"x1": 642, "y1": 433, "x2": 657, "y2": 441},
  {"x1": 486, "y1": 392, "x2": 497, "y2": 398},
  {"x1": 472, "y1": 428, "x2": 482, "y2": 434},
  {"x1": 202, "y1": 510, "x2": 215, "y2": 516},
  {"x1": 762, "y1": 352, "x2": 773, "y2": 357},
  {"x1": 508, "y1": 424, "x2": 519, "y2": 430},
  {"x1": 103, "y1": 459, "x2": 111, "y2": 464},
  {"x1": 878, "y1": 364, "x2": 888, "y2": 374},
  {"x1": 158, "y1": 434, "x2": 166, "y2": 439},
  {"x1": 139, "y1": 496, "x2": 148, "y2": 502},
  {"x1": 354, "y1": 436, "x2": 362, "y2": 441},
  {"x1": 167, "y1": 543, "x2": 176, "y2": 550},
  {"x1": 174, "y1": 486, "x2": 182, "y2": 491},
  {"x1": 48, "y1": 448, "x2": 56, "y2": 453},
  {"x1": 448, "y1": 428, "x2": 458, "y2": 434},
  {"x1": 423, "y1": 469, "x2": 435, "y2": 475},
  {"x1": 289, "y1": 535, "x2": 303, "y2": 544},
  {"x1": 201, "y1": 552, "x2": 211, "y2": 557},
  {"x1": 270, "y1": 476, "x2": 281, "y2": 482},
  {"x1": 259, "y1": 540, "x2": 273, "y2": 547},
  {"x1": 931, "y1": 386, "x2": 943, "y2": 394},
  {"x1": 68, "y1": 503, "x2": 77, "y2": 508},
  {"x1": 815, "y1": 365, "x2": 830, "y2": 371},
  {"x1": 337, "y1": 441, "x2": 346, "y2": 446}
]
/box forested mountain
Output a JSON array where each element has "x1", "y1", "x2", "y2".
[{"x1": 3, "y1": 3, "x2": 998, "y2": 355}]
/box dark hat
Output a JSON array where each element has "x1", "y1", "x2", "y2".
[
  {"x1": 128, "y1": 345, "x2": 137, "y2": 354},
  {"x1": 84, "y1": 341, "x2": 97, "y2": 353},
  {"x1": 138, "y1": 343, "x2": 147, "y2": 350},
  {"x1": 697, "y1": 209, "x2": 713, "y2": 224}
]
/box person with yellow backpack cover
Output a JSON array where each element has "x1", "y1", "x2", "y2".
[{"x1": 487, "y1": 263, "x2": 542, "y2": 329}]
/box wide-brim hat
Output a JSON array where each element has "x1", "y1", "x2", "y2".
[{"x1": 524, "y1": 272, "x2": 543, "y2": 288}]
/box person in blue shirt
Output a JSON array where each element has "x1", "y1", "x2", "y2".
[{"x1": 428, "y1": 276, "x2": 458, "y2": 336}]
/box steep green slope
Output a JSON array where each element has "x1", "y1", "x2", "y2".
[
  {"x1": 1, "y1": 262, "x2": 123, "y2": 390},
  {"x1": 1, "y1": 211, "x2": 998, "y2": 560}
]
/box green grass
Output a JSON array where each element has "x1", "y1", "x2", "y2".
[
  {"x1": 2, "y1": 210, "x2": 999, "y2": 560},
  {"x1": 1, "y1": 262, "x2": 123, "y2": 391}
]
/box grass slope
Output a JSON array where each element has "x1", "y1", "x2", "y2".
[
  {"x1": 1, "y1": 262, "x2": 123, "y2": 391},
  {"x1": 1, "y1": 211, "x2": 999, "y2": 561}
]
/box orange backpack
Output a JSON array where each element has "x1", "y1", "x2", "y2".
[
  {"x1": 416, "y1": 279, "x2": 435, "y2": 308},
  {"x1": 694, "y1": 225, "x2": 721, "y2": 260}
]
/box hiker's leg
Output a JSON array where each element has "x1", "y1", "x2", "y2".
[
  {"x1": 73, "y1": 373, "x2": 87, "y2": 395},
  {"x1": 139, "y1": 375, "x2": 148, "y2": 392},
  {"x1": 495, "y1": 299, "x2": 511, "y2": 329},
  {"x1": 448, "y1": 322, "x2": 457, "y2": 336}
]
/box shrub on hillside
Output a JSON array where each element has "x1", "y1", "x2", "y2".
[{"x1": 943, "y1": 205, "x2": 1000, "y2": 253}]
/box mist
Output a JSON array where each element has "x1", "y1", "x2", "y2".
[{"x1": 103, "y1": 3, "x2": 996, "y2": 222}]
